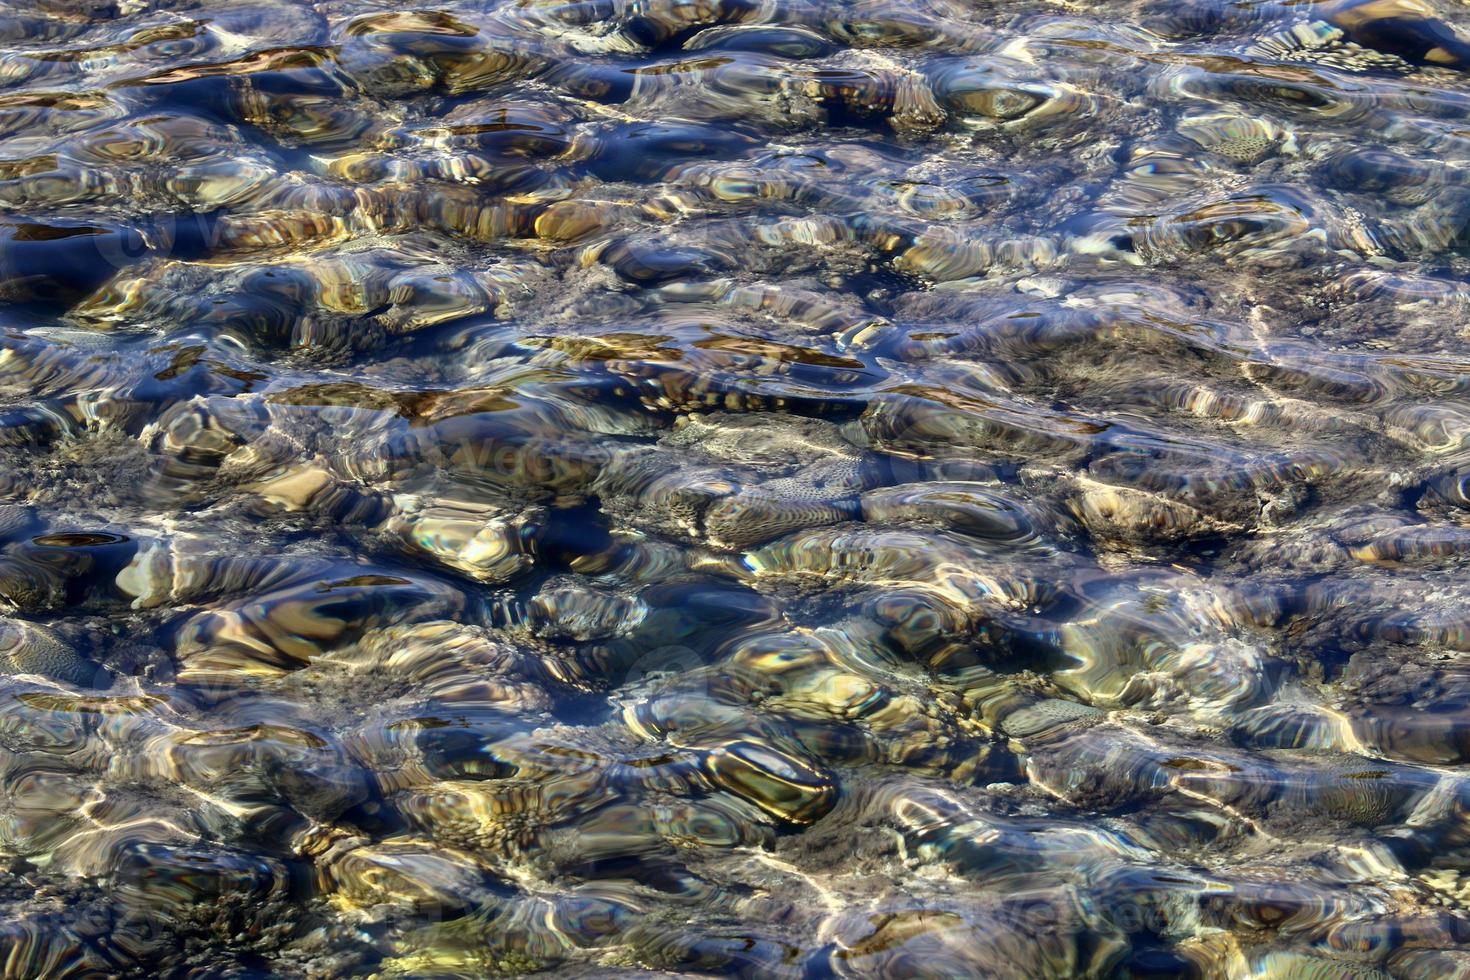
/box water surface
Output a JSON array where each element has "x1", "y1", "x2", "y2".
[{"x1": 2, "y1": 0, "x2": 1470, "y2": 976}]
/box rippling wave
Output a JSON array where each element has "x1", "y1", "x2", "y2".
[{"x1": 3, "y1": 0, "x2": 1470, "y2": 976}]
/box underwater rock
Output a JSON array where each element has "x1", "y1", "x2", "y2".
[{"x1": 0, "y1": 0, "x2": 1468, "y2": 973}]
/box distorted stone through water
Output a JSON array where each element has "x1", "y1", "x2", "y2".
[{"x1": 3, "y1": 0, "x2": 1470, "y2": 976}]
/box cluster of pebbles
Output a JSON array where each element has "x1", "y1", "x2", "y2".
[{"x1": 3, "y1": 0, "x2": 1470, "y2": 976}]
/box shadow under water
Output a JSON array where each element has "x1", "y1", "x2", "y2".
[{"x1": 3, "y1": 0, "x2": 1470, "y2": 976}]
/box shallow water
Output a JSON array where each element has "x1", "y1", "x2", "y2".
[{"x1": 4, "y1": 0, "x2": 1470, "y2": 976}]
